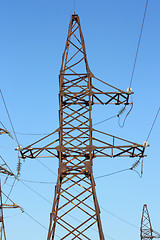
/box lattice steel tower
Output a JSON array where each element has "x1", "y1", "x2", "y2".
[
  {"x1": 20, "y1": 14, "x2": 147, "y2": 239},
  {"x1": 141, "y1": 204, "x2": 160, "y2": 240}
]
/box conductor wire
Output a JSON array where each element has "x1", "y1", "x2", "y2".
[
  {"x1": 146, "y1": 107, "x2": 160, "y2": 141},
  {"x1": 129, "y1": 0, "x2": 149, "y2": 88},
  {"x1": 0, "y1": 89, "x2": 20, "y2": 146}
]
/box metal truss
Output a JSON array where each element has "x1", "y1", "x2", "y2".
[
  {"x1": 141, "y1": 204, "x2": 160, "y2": 240},
  {"x1": 19, "y1": 14, "x2": 148, "y2": 239}
]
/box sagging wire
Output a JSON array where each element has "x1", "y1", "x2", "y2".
[
  {"x1": 118, "y1": 102, "x2": 133, "y2": 128},
  {"x1": 129, "y1": 157, "x2": 143, "y2": 178}
]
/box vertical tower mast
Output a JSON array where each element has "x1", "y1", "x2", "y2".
[{"x1": 48, "y1": 14, "x2": 105, "y2": 239}]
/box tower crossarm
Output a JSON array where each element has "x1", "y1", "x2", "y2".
[
  {"x1": 17, "y1": 128, "x2": 59, "y2": 159},
  {"x1": 0, "y1": 128, "x2": 12, "y2": 138},
  {"x1": 91, "y1": 75, "x2": 133, "y2": 105},
  {"x1": 0, "y1": 166, "x2": 14, "y2": 176},
  {"x1": 91, "y1": 128, "x2": 148, "y2": 158},
  {"x1": 18, "y1": 128, "x2": 148, "y2": 159},
  {"x1": 0, "y1": 128, "x2": 7, "y2": 135}
]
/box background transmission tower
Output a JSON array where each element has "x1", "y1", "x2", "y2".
[
  {"x1": 19, "y1": 14, "x2": 148, "y2": 239},
  {"x1": 141, "y1": 204, "x2": 160, "y2": 240},
  {"x1": 0, "y1": 126, "x2": 22, "y2": 239}
]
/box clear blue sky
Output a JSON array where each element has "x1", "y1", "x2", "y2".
[{"x1": 0, "y1": 0, "x2": 160, "y2": 239}]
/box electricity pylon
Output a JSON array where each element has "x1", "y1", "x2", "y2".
[
  {"x1": 0, "y1": 127, "x2": 22, "y2": 239},
  {"x1": 19, "y1": 14, "x2": 148, "y2": 239},
  {"x1": 0, "y1": 183, "x2": 21, "y2": 240},
  {"x1": 141, "y1": 204, "x2": 160, "y2": 240}
]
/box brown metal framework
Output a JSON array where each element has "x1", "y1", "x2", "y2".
[
  {"x1": 141, "y1": 204, "x2": 160, "y2": 240},
  {"x1": 19, "y1": 14, "x2": 147, "y2": 239}
]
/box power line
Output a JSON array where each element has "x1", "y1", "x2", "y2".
[
  {"x1": 24, "y1": 211, "x2": 48, "y2": 231},
  {"x1": 0, "y1": 89, "x2": 20, "y2": 146},
  {"x1": 129, "y1": 0, "x2": 149, "y2": 88},
  {"x1": 95, "y1": 168, "x2": 130, "y2": 179},
  {"x1": 37, "y1": 159, "x2": 57, "y2": 176},
  {"x1": 100, "y1": 206, "x2": 139, "y2": 229},
  {"x1": 19, "y1": 179, "x2": 56, "y2": 184},
  {"x1": 146, "y1": 107, "x2": 160, "y2": 141},
  {"x1": 118, "y1": 103, "x2": 133, "y2": 128},
  {"x1": 4, "y1": 177, "x2": 17, "y2": 204},
  {"x1": 19, "y1": 179, "x2": 52, "y2": 205},
  {"x1": 9, "y1": 131, "x2": 48, "y2": 136},
  {"x1": 93, "y1": 115, "x2": 117, "y2": 126}
]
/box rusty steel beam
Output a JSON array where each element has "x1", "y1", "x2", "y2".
[{"x1": 18, "y1": 14, "x2": 148, "y2": 239}]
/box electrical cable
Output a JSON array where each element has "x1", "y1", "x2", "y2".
[
  {"x1": 23, "y1": 211, "x2": 48, "y2": 231},
  {"x1": 19, "y1": 179, "x2": 56, "y2": 184},
  {"x1": 93, "y1": 115, "x2": 117, "y2": 126},
  {"x1": 4, "y1": 177, "x2": 17, "y2": 204},
  {"x1": 100, "y1": 206, "x2": 139, "y2": 229},
  {"x1": 0, "y1": 121, "x2": 8, "y2": 131},
  {"x1": 4, "y1": 212, "x2": 23, "y2": 219},
  {"x1": 118, "y1": 103, "x2": 133, "y2": 128},
  {"x1": 146, "y1": 107, "x2": 160, "y2": 141},
  {"x1": 117, "y1": 0, "x2": 149, "y2": 128},
  {"x1": 37, "y1": 159, "x2": 57, "y2": 176},
  {"x1": 95, "y1": 168, "x2": 130, "y2": 179},
  {"x1": 9, "y1": 131, "x2": 48, "y2": 136},
  {"x1": 19, "y1": 179, "x2": 52, "y2": 205},
  {"x1": 129, "y1": 0, "x2": 149, "y2": 88},
  {"x1": 0, "y1": 89, "x2": 20, "y2": 146}
]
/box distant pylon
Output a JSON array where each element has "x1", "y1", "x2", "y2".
[
  {"x1": 0, "y1": 184, "x2": 6, "y2": 240},
  {"x1": 0, "y1": 182, "x2": 22, "y2": 240},
  {"x1": 141, "y1": 204, "x2": 160, "y2": 239}
]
